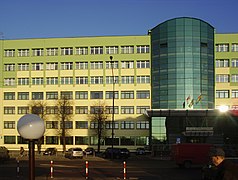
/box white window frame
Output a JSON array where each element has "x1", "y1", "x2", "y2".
[
  {"x1": 46, "y1": 77, "x2": 58, "y2": 85},
  {"x1": 61, "y1": 77, "x2": 73, "y2": 85},
  {"x1": 4, "y1": 78, "x2": 15, "y2": 86},
  {"x1": 61, "y1": 47, "x2": 73, "y2": 55},
  {"x1": 18, "y1": 63, "x2": 29, "y2": 71},
  {"x1": 121, "y1": 61, "x2": 134, "y2": 69},
  {"x1": 75, "y1": 77, "x2": 88, "y2": 84},
  {"x1": 136, "y1": 45, "x2": 150, "y2": 53},
  {"x1": 4, "y1": 64, "x2": 15, "y2": 71},
  {"x1": 90, "y1": 76, "x2": 103, "y2": 84},
  {"x1": 46, "y1": 63, "x2": 58, "y2": 70},
  {"x1": 75, "y1": 47, "x2": 88, "y2": 55},
  {"x1": 61, "y1": 62, "x2": 73, "y2": 70},
  {"x1": 121, "y1": 76, "x2": 134, "y2": 84},
  {"x1": 4, "y1": 49, "x2": 15, "y2": 57},
  {"x1": 32, "y1": 48, "x2": 44, "y2": 56},
  {"x1": 32, "y1": 63, "x2": 43, "y2": 71},
  {"x1": 90, "y1": 46, "x2": 103, "y2": 55},
  {"x1": 46, "y1": 48, "x2": 58, "y2": 56},
  {"x1": 106, "y1": 46, "x2": 118, "y2": 54},
  {"x1": 75, "y1": 62, "x2": 88, "y2": 69}
]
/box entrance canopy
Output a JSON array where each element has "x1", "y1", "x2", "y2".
[{"x1": 145, "y1": 109, "x2": 238, "y2": 117}]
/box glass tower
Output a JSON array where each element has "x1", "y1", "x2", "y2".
[{"x1": 151, "y1": 17, "x2": 215, "y2": 109}]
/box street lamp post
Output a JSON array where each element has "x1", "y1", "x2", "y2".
[
  {"x1": 17, "y1": 114, "x2": 45, "y2": 180},
  {"x1": 110, "y1": 56, "x2": 115, "y2": 158}
]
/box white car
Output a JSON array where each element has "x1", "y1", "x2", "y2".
[{"x1": 65, "y1": 148, "x2": 83, "y2": 159}]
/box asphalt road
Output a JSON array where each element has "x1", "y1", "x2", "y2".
[{"x1": 0, "y1": 155, "x2": 203, "y2": 180}]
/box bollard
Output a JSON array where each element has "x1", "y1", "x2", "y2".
[
  {"x1": 17, "y1": 160, "x2": 20, "y2": 178},
  {"x1": 123, "y1": 161, "x2": 126, "y2": 179},
  {"x1": 85, "y1": 161, "x2": 89, "y2": 179},
  {"x1": 50, "y1": 160, "x2": 53, "y2": 179}
]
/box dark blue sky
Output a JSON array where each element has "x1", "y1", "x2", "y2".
[{"x1": 0, "y1": 0, "x2": 237, "y2": 39}]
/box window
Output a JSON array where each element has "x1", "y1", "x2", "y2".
[
  {"x1": 75, "y1": 121, "x2": 88, "y2": 129},
  {"x1": 216, "y1": 44, "x2": 229, "y2": 52},
  {"x1": 231, "y1": 75, "x2": 238, "y2": 82},
  {"x1": 4, "y1": 121, "x2": 15, "y2": 129},
  {"x1": 75, "y1": 62, "x2": 88, "y2": 69},
  {"x1": 75, "y1": 47, "x2": 88, "y2": 55},
  {"x1": 32, "y1": 63, "x2": 43, "y2": 71},
  {"x1": 90, "y1": 91, "x2": 103, "y2": 99},
  {"x1": 106, "y1": 61, "x2": 118, "y2": 69},
  {"x1": 137, "y1": 90, "x2": 150, "y2": 99},
  {"x1": 216, "y1": 75, "x2": 229, "y2": 83},
  {"x1": 136, "y1": 121, "x2": 149, "y2": 129},
  {"x1": 32, "y1": 106, "x2": 43, "y2": 114},
  {"x1": 121, "y1": 46, "x2": 134, "y2": 54},
  {"x1": 46, "y1": 121, "x2": 58, "y2": 129},
  {"x1": 216, "y1": 90, "x2": 229, "y2": 98},
  {"x1": 61, "y1": 47, "x2": 73, "y2": 55},
  {"x1": 232, "y1": 90, "x2": 238, "y2": 98},
  {"x1": 136, "y1": 45, "x2": 149, "y2": 53},
  {"x1": 18, "y1": 49, "x2": 29, "y2": 57},
  {"x1": 4, "y1": 136, "x2": 16, "y2": 144},
  {"x1": 137, "y1": 76, "x2": 150, "y2": 83},
  {"x1": 75, "y1": 106, "x2": 88, "y2": 114},
  {"x1": 121, "y1": 106, "x2": 134, "y2": 114},
  {"x1": 4, "y1": 78, "x2": 15, "y2": 86},
  {"x1": 18, "y1": 106, "x2": 29, "y2": 114},
  {"x1": 75, "y1": 136, "x2": 89, "y2": 145},
  {"x1": 90, "y1": 106, "x2": 104, "y2": 114},
  {"x1": 106, "y1": 106, "x2": 119, "y2": 114},
  {"x1": 32, "y1": 77, "x2": 44, "y2": 85},
  {"x1": 232, "y1": 44, "x2": 238, "y2": 52},
  {"x1": 90, "y1": 122, "x2": 98, "y2": 129},
  {"x1": 18, "y1": 92, "x2": 29, "y2": 100},
  {"x1": 46, "y1": 106, "x2": 58, "y2": 114},
  {"x1": 136, "y1": 106, "x2": 150, "y2": 114},
  {"x1": 106, "y1": 46, "x2": 118, "y2": 54},
  {"x1": 121, "y1": 121, "x2": 134, "y2": 129},
  {"x1": 105, "y1": 121, "x2": 119, "y2": 129},
  {"x1": 121, "y1": 76, "x2": 134, "y2": 84},
  {"x1": 46, "y1": 48, "x2": 58, "y2": 56},
  {"x1": 91, "y1": 76, "x2": 103, "y2": 84},
  {"x1": 61, "y1": 91, "x2": 73, "y2": 99},
  {"x1": 90, "y1": 46, "x2": 103, "y2": 54},
  {"x1": 121, "y1": 61, "x2": 134, "y2": 68},
  {"x1": 46, "y1": 136, "x2": 58, "y2": 144},
  {"x1": 232, "y1": 59, "x2": 238, "y2": 67},
  {"x1": 4, "y1": 107, "x2": 15, "y2": 114},
  {"x1": 90, "y1": 61, "x2": 103, "y2": 69},
  {"x1": 32, "y1": 92, "x2": 44, "y2": 100},
  {"x1": 137, "y1": 60, "x2": 150, "y2": 68},
  {"x1": 4, "y1": 92, "x2": 15, "y2": 100},
  {"x1": 216, "y1": 59, "x2": 229, "y2": 68},
  {"x1": 60, "y1": 106, "x2": 73, "y2": 114},
  {"x1": 46, "y1": 63, "x2": 58, "y2": 70},
  {"x1": 60, "y1": 121, "x2": 73, "y2": 129},
  {"x1": 61, "y1": 62, "x2": 73, "y2": 70},
  {"x1": 4, "y1": 64, "x2": 15, "y2": 71},
  {"x1": 75, "y1": 77, "x2": 88, "y2": 84},
  {"x1": 4, "y1": 49, "x2": 15, "y2": 57},
  {"x1": 32, "y1": 48, "x2": 44, "y2": 56},
  {"x1": 136, "y1": 136, "x2": 148, "y2": 146},
  {"x1": 18, "y1": 78, "x2": 29, "y2": 85},
  {"x1": 75, "y1": 91, "x2": 88, "y2": 99},
  {"x1": 18, "y1": 63, "x2": 29, "y2": 71},
  {"x1": 46, "y1": 77, "x2": 58, "y2": 85},
  {"x1": 121, "y1": 91, "x2": 134, "y2": 99},
  {"x1": 105, "y1": 91, "x2": 119, "y2": 99},
  {"x1": 61, "y1": 77, "x2": 73, "y2": 85},
  {"x1": 121, "y1": 137, "x2": 135, "y2": 145},
  {"x1": 106, "y1": 76, "x2": 119, "y2": 84},
  {"x1": 46, "y1": 92, "x2": 58, "y2": 100}
]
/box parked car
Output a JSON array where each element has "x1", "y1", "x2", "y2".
[
  {"x1": 84, "y1": 147, "x2": 95, "y2": 155},
  {"x1": 0, "y1": 146, "x2": 10, "y2": 162},
  {"x1": 65, "y1": 148, "x2": 83, "y2": 159},
  {"x1": 136, "y1": 147, "x2": 146, "y2": 155},
  {"x1": 103, "y1": 147, "x2": 130, "y2": 159},
  {"x1": 43, "y1": 148, "x2": 57, "y2": 155}
]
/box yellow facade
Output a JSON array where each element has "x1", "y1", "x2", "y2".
[{"x1": 0, "y1": 36, "x2": 151, "y2": 151}]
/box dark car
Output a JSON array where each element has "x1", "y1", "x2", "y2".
[
  {"x1": 84, "y1": 147, "x2": 95, "y2": 155},
  {"x1": 103, "y1": 147, "x2": 130, "y2": 159},
  {"x1": 136, "y1": 147, "x2": 146, "y2": 155},
  {"x1": 0, "y1": 146, "x2": 10, "y2": 162},
  {"x1": 43, "y1": 148, "x2": 57, "y2": 155}
]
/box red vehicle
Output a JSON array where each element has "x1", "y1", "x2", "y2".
[{"x1": 171, "y1": 143, "x2": 213, "y2": 168}]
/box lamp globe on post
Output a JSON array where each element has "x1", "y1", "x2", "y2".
[{"x1": 17, "y1": 114, "x2": 45, "y2": 180}]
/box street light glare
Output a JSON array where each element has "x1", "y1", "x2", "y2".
[{"x1": 219, "y1": 105, "x2": 229, "y2": 112}]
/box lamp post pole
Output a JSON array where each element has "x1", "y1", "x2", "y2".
[
  {"x1": 17, "y1": 114, "x2": 45, "y2": 180},
  {"x1": 110, "y1": 56, "x2": 115, "y2": 158}
]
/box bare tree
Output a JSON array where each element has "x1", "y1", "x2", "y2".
[
  {"x1": 88, "y1": 101, "x2": 109, "y2": 153},
  {"x1": 28, "y1": 100, "x2": 47, "y2": 154},
  {"x1": 55, "y1": 96, "x2": 74, "y2": 153}
]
